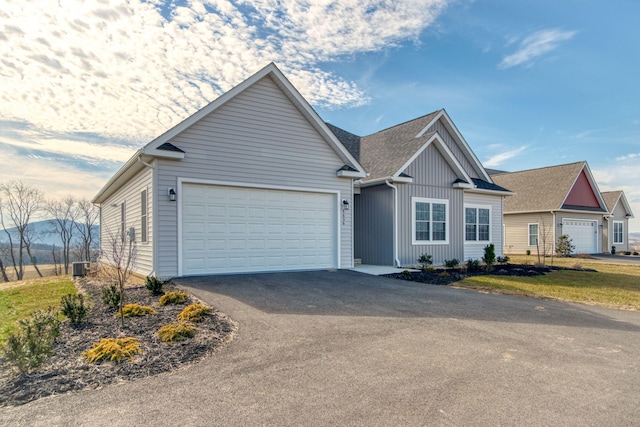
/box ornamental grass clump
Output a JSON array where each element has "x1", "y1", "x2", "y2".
[
  {"x1": 83, "y1": 337, "x2": 142, "y2": 363},
  {"x1": 157, "y1": 322, "x2": 197, "y2": 343},
  {"x1": 118, "y1": 303, "x2": 157, "y2": 318},
  {"x1": 158, "y1": 290, "x2": 189, "y2": 306},
  {"x1": 177, "y1": 303, "x2": 212, "y2": 323}
]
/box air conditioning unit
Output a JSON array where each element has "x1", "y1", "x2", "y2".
[{"x1": 72, "y1": 262, "x2": 88, "y2": 277}]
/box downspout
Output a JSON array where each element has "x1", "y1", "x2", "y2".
[{"x1": 385, "y1": 179, "x2": 401, "y2": 267}]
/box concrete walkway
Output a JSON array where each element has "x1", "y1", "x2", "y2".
[{"x1": 1, "y1": 270, "x2": 639, "y2": 426}]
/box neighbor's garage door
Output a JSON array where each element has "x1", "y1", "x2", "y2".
[
  {"x1": 562, "y1": 220, "x2": 598, "y2": 254},
  {"x1": 181, "y1": 183, "x2": 336, "y2": 275}
]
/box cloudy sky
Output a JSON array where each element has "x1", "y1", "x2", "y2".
[{"x1": 1, "y1": 0, "x2": 639, "y2": 231}]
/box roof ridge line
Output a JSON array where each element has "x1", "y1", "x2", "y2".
[{"x1": 362, "y1": 109, "x2": 442, "y2": 138}]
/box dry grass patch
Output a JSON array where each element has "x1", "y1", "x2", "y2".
[
  {"x1": 0, "y1": 276, "x2": 75, "y2": 345},
  {"x1": 458, "y1": 269, "x2": 640, "y2": 311}
]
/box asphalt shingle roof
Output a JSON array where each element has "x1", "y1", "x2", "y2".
[
  {"x1": 329, "y1": 111, "x2": 441, "y2": 183},
  {"x1": 601, "y1": 190, "x2": 622, "y2": 213},
  {"x1": 491, "y1": 161, "x2": 590, "y2": 212}
]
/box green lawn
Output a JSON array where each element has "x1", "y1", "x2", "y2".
[
  {"x1": 457, "y1": 256, "x2": 640, "y2": 311},
  {"x1": 0, "y1": 276, "x2": 76, "y2": 345}
]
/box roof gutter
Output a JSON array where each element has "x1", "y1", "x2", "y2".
[{"x1": 385, "y1": 179, "x2": 401, "y2": 267}]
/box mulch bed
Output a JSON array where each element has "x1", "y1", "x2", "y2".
[
  {"x1": 0, "y1": 280, "x2": 237, "y2": 407},
  {"x1": 383, "y1": 263, "x2": 597, "y2": 285}
]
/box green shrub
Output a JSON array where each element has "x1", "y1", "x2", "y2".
[
  {"x1": 158, "y1": 290, "x2": 189, "y2": 306},
  {"x1": 157, "y1": 322, "x2": 197, "y2": 343},
  {"x1": 497, "y1": 255, "x2": 510, "y2": 265},
  {"x1": 625, "y1": 251, "x2": 632, "y2": 256},
  {"x1": 611, "y1": 246, "x2": 617, "y2": 255},
  {"x1": 177, "y1": 303, "x2": 212, "y2": 323},
  {"x1": 101, "y1": 283, "x2": 122, "y2": 308},
  {"x1": 526, "y1": 250, "x2": 531, "y2": 256},
  {"x1": 466, "y1": 258, "x2": 481, "y2": 272},
  {"x1": 418, "y1": 254, "x2": 433, "y2": 270},
  {"x1": 2, "y1": 307, "x2": 61, "y2": 372},
  {"x1": 444, "y1": 259, "x2": 460, "y2": 268},
  {"x1": 401, "y1": 270, "x2": 412, "y2": 277},
  {"x1": 83, "y1": 337, "x2": 142, "y2": 363},
  {"x1": 145, "y1": 276, "x2": 165, "y2": 295},
  {"x1": 482, "y1": 244, "x2": 496, "y2": 271},
  {"x1": 556, "y1": 235, "x2": 575, "y2": 257},
  {"x1": 60, "y1": 293, "x2": 91, "y2": 324},
  {"x1": 118, "y1": 303, "x2": 157, "y2": 318}
]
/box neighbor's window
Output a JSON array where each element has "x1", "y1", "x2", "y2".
[
  {"x1": 528, "y1": 223, "x2": 539, "y2": 246},
  {"x1": 413, "y1": 197, "x2": 448, "y2": 244},
  {"x1": 465, "y1": 206, "x2": 490, "y2": 242},
  {"x1": 141, "y1": 189, "x2": 148, "y2": 243},
  {"x1": 613, "y1": 221, "x2": 624, "y2": 244}
]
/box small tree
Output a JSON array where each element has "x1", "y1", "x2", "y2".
[
  {"x1": 418, "y1": 254, "x2": 433, "y2": 270},
  {"x1": 482, "y1": 244, "x2": 496, "y2": 271},
  {"x1": 555, "y1": 235, "x2": 575, "y2": 257},
  {"x1": 101, "y1": 227, "x2": 137, "y2": 327}
]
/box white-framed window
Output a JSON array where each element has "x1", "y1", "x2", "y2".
[
  {"x1": 613, "y1": 221, "x2": 624, "y2": 244},
  {"x1": 412, "y1": 197, "x2": 449, "y2": 244},
  {"x1": 141, "y1": 189, "x2": 148, "y2": 243},
  {"x1": 465, "y1": 206, "x2": 491, "y2": 242},
  {"x1": 528, "y1": 223, "x2": 539, "y2": 246}
]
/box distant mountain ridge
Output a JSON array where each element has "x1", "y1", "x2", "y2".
[{"x1": 0, "y1": 219, "x2": 99, "y2": 248}]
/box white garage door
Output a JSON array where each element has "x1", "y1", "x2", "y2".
[
  {"x1": 181, "y1": 183, "x2": 337, "y2": 275},
  {"x1": 562, "y1": 220, "x2": 598, "y2": 254}
]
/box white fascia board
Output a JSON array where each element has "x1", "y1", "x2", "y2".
[
  {"x1": 142, "y1": 147, "x2": 185, "y2": 159},
  {"x1": 465, "y1": 188, "x2": 515, "y2": 196},
  {"x1": 358, "y1": 176, "x2": 413, "y2": 187},
  {"x1": 618, "y1": 192, "x2": 635, "y2": 218},
  {"x1": 92, "y1": 149, "x2": 143, "y2": 204},
  {"x1": 453, "y1": 182, "x2": 474, "y2": 189},
  {"x1": 415, "y1": 109, "x2": 491, "y2": 182},
  {"x1": 337, "y1": 170, "x2": 367, "y2": 178},
  {"x1": 394, "y1": 133, "x2": 474, "y2": 186}
]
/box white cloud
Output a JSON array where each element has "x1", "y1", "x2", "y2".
[
  {"x1": 483, "y1": 146, "x2": 527, "y2": 168},
  {"x1": 615, "y1": 152, "x2": 640, "y2": 162},
  {"x1": 0, "y1": 0, "x2": 448, "y2": 144},
  {"x1": 498, "y1": 28, "x2": 577, "y2": 69}
]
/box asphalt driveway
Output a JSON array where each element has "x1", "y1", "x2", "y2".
[{"x1": 2, "y1": 270, "x2": 640, "y2": 426}]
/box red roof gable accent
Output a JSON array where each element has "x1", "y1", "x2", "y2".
[{"x1": 564, "y1": 170, "x2": 600, "y2": 208}]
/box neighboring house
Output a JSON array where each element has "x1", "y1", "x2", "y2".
[
  {"x1": 601, "y1": 191, "x2": 635, "y2": 253},
  {"x1": 329, "y1": 112, "x2": 511, "y2": 267},
  {"x1": 490, "y1": 161, "x2": 631, "y2": 255},
  {"x1": 93, "y1": 63, "x2": 510, "y2": 277}
]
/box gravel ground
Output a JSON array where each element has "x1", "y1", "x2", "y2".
[{"x1": 0, "y1": 279, "x2": 236, "y2": 407}]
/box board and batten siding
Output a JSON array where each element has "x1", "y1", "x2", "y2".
[
  {"x1": 99, "y1": 166, "x2": 154, "y2": 276},
  {"x1": 354, "y1": 185, "x2": 394, "y2": 265},
  {"x1": 463, "y1": 193, "x2": 504, "y2": 260},
  {"x1": 424, "y1": 119, "x2": 485, "y2": 180},
  {"x1": 154, "y1": 75, "x2": 354, "y2": 277}
]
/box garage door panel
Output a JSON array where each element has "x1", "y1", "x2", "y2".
[
  {"x1": 563, "y1": 220, "x2": 597, "y2": 253},
  {"x1": 182, "y1": 184, "x2": 337, "y2": 275}
]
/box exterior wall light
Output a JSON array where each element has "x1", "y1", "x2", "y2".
[{"x1": 168, "y1": 188, "x2": 177, "y2": 202}]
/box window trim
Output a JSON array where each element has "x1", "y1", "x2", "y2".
[
  {"x1": 528, "y1": 223, "x2": 539, "y2": 246},
  {"x1": 613, "y1": 220, "x2": 624, "y2": 244},
  {"x1": 411, "y1": 197, "x2": 449, "y2": 245},
  {"x1": 464, "y1": 205, "x2": 492, "y2": 243},
  {"x1": 141, "y1": 189, "x2": 148, "y2": 243}
]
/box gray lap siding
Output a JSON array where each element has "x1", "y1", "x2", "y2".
[{"x1": 154, "y1": 76, "x2": 354, "y2": 277}]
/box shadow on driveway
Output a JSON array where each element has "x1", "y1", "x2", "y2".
[{"x1": 174, "y1": 269, "x2": 640, "y2": 331}]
